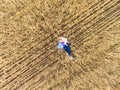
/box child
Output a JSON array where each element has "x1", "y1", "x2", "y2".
[{"x1": 57, "y1": 36, "x2": 73, "y2": 60}]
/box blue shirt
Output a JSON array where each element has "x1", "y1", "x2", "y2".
[{"x1": 57, "y1": 42, "x2": 65, "y2": 49}]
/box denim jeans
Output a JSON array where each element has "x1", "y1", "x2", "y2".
[{"x1": 63, "y1": 43, "x2": 72, "y2": 56}]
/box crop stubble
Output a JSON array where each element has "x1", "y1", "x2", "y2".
[{"x1": 0, "y1": 0, "x2": 120, "y2": 90}]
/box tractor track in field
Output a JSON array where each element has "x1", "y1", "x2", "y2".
[{"x1": 0, "y1": 0, "x2": 120, "y2": 90}]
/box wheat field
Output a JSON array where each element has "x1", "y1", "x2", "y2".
[{"x1": 0, "y1": 0, "x2": 120, "y2": 90}]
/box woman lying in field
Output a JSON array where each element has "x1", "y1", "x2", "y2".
[{"x1": 57, "y1": 36, "x2": 73, "y2": 60}]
